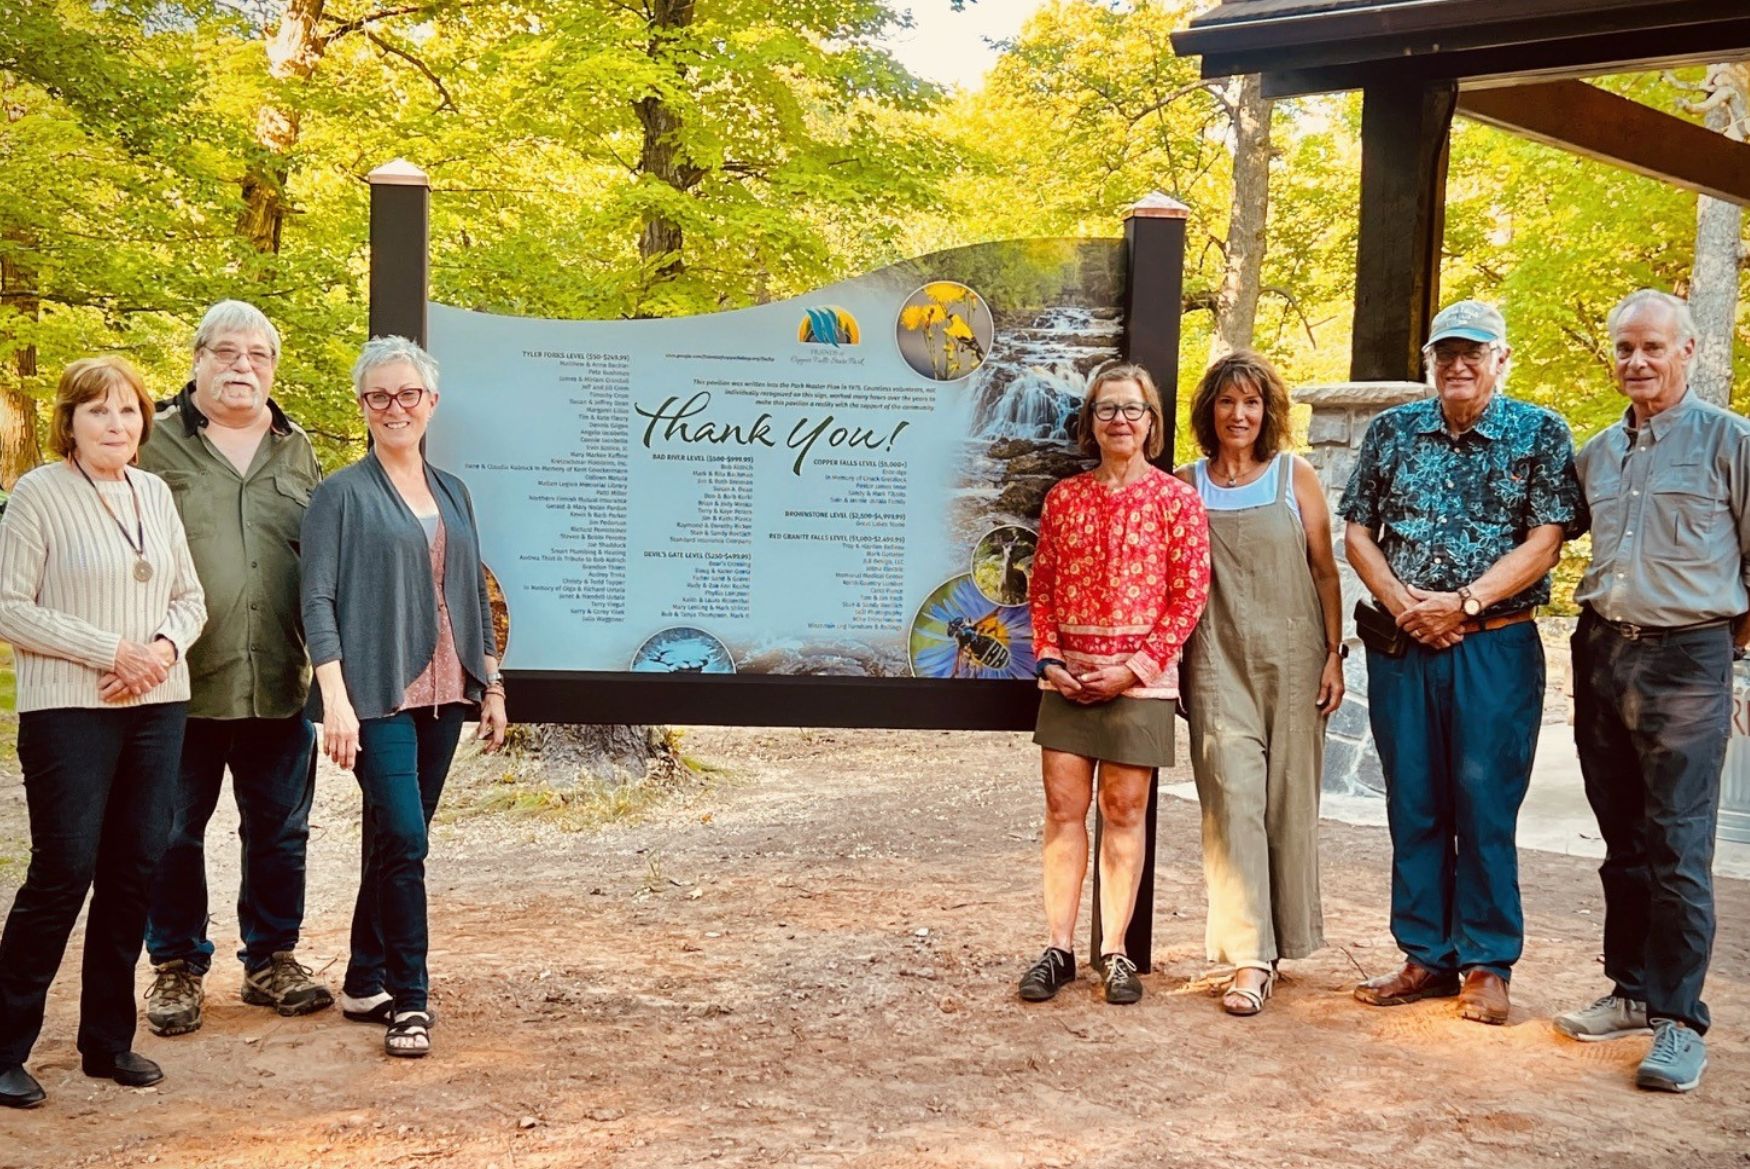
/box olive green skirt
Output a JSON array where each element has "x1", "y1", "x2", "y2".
[{"x1": 1032, "y1": 691, "x2": 1176, "y2": 768}]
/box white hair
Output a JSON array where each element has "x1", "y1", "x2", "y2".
[
  {"x1": 193, "y1": 300, "x2": 281, "y2": 358},
  {"x1": 351, "y1": 335, "x2": 439, "y2": 394},
  {"x1": 1607, "y1": 289, "x2": 1698, "y2": 345}
]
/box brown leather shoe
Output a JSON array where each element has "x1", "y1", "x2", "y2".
[
  {"x1": 1458, "y1": 969, "x2": 1510, "y2": 1025},
  {"x1": 1353, "y1": 961, "x2": 1461, "y2": 1007}
]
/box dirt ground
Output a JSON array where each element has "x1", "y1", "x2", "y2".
[{"x1": 0, "y1": 725, "x2": 1746, "y2": 1169}]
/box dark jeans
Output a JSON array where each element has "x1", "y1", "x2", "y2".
[
  {"x1": 346, "y1": 704, "x2": 467, "y2": 1014},
  {"x1": 145, "y1": 715, "x2": 318, "y2": 974},
  {"x1": 1366, "y1": 621, "x2": 1544, "y2": 980},
  {"x1": 1572, "y1": 608, "x2": 1730, "y2": 1034},
  {"x1": 0, "y1": 703, "x2": 187, "y2": 1066}
]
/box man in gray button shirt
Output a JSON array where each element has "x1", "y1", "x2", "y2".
[{"x1": 1559, "y1": 288, "x2": 1750, "y2": 1094}]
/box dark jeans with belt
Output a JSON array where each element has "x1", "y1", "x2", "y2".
[
  {"x1": 0, "y1": 703, "x2": 187, "y2": 1066},
  {"x1": 1366, "y1": 621, "x2": 1544, "y2": 980},
  {"x1": 346, "y1": 703, "x2": 468, "y2": 1014},
  {"x1": 145, "y1": 715, "x2": 318, "y2": 974},
  {"x1": 1573, "y1": 608, "x2": 1730, "y2": 1035}
]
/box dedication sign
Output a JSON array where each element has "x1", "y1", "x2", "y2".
[{"x1": 425, "y1": 238, "x2": 1126, "y2": 726}]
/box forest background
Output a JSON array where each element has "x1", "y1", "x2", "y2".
[{"x1": 1, "y1": 0, "x2": 1745, "y2": 481}]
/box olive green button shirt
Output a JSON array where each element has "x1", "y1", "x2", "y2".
[
  {"x1": 1574, "y1": 390, "x2": 1750, "y2": 628},
  {"x1": 137, "y1": 385, "x2": 322, "y2": 719}
]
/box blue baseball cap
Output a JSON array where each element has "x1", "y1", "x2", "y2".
[{"x1": 1427, "y1": 300, "x2": 1506, "y2": 346}]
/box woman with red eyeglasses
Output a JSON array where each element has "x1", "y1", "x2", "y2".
[{"x1": 300, "y1": 336, "x2": 507, "y2": 1059}]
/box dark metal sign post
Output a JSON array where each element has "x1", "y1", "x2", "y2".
[
  {"x1": 367, "y1": 168, "x2": 1189, "y2": 970},
  {"x1": 1090, "y1": 195, "x2": 1189, "y2": 973}
]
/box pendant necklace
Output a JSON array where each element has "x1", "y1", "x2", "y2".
[{"x1": 73, "y1": 457, "x2": 152, "y2": 582}]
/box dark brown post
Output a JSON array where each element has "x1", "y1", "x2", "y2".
[
  {"x1": 368, "y1": 159, "x2": 431, "y2": 346},
  {"x1": 1089, "y1": 193, "x2": 1188, "y2": 974},
  {"x1": 1351, "y1": 81, "x2": 1456, "y2": 381}
]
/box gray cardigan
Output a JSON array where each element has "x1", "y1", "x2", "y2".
[{"x1": 300, "y1": 451, "x2": 497, "y2": 721}]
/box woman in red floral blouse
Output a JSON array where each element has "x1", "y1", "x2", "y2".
[{"x1": 1016, "y1": 363, "x2": 1211, "y2": 1006}]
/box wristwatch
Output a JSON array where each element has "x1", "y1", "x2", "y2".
[
  {"x1": 1327, "y1": 644, "x2": 1348, "y2": 660},
  {"x1": 1458, "y1": 586, "x2": 1483, "y2": 617},
  {"x1": 1035, "y1": 657, "x2": 1067, "y2": 680}
]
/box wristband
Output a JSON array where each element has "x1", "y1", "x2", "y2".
[{"x1": 1035, "y1": 657, "x2": 1067, "y2": 680}]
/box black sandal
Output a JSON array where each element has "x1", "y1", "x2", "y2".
[{"x1": 385, "y1": 1011, "x2": 432, "y2": 1058}]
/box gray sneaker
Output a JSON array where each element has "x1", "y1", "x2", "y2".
[
  {"x1": 145, "y1": 960, "x2": 204, "y2": 1036},
  {"x1": 1554, "y1": 994, "x2": 1651, "y2": 1042},
  {"x1": 241, "y1": 951, "x2": 335, "y2": 1017},
  {"x1": 1637, "y1": 1019, "x2": 1707, "y2": 1093}
]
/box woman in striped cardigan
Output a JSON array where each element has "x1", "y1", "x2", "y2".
[{"x1": 0, "y1": 357, "x2": 206, "y2": 1108}]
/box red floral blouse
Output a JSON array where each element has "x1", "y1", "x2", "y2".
[{"x1": 1029, "y1": 466, "x2": 1211, "y2": 700}]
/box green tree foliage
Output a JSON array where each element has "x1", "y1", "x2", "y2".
[{"x1": 0, "y1": 0, "x2": 1742, "y2": 480}]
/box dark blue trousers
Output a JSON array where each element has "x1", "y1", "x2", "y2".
[
  {"x1": 345, "y1": 704, "x2": 467, "y2": 1014},
  {"x1": 1366, "y1": 621, "x2": 1544, "y2": 979},
  {"x1": 1572, "y1": 609, "x2": 1729, "y2": 1035},
  {"x1": 0, "y1": 703, "x2": 186, "y2": 1066},
  {"x1": 145, "y1": 715, "x2": 318, "y2": 974}
]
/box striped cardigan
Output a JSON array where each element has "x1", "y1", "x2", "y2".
[{"x1": 0, "y1": 461, "x2": 206, "y2": 712}]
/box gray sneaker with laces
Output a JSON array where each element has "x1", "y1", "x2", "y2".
[
  {"x1": 241, "y1": 951, "x2": 335, "y2": 1017},
  {"x1": 1553, "y1": 994, "x2": 1651, "y2": 1042},
  {"x1": 1637, "y1": 1019, "x2": 1707, "y2": 1093},
  {"x1": 145, "y1": 960, "x2": 205, "y2": 1036}
]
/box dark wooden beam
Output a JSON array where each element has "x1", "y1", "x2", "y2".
[
  {"x1": 1253, "y1": 18, "x2": 1750, "y2": 99},
  {"x1": 1352, "y1": 80, "x2": 1456, "y2": 382},
  {"x1": 1179, "y1": 0, "x2": 1748, "y2": 77},
  {"x1": 1457, "y1": 80, "x2": 1750, "y2": 207}
]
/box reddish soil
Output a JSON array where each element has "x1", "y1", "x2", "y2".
[{"x1": 0, "y1": 726, "x2": 1745, "y2": 1168}]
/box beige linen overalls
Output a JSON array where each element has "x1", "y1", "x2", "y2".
[{"x1": 1184, "y1": 455, "x2": 1327, "y2": 969}]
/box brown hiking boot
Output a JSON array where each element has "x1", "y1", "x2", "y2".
[
  {"x1": 145, "y1": 961, "x2": 205, "y2": 1036},
  {"x1": 241, "y1": 952, "x2": 334, "y2": 1017}
]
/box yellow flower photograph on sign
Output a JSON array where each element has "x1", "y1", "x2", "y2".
[{"x1": 896, "y1": 280, "x2": 994, "y2": 381}]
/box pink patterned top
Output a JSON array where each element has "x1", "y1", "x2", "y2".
[
  {"x1": 1029, "y1": 466, "x2": 1211, "y2": 700},
  {"x1": 398, "y1": 518, "x2": 468, "y2": 712}
]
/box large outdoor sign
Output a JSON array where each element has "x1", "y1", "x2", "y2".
[{"x1": 424, "y1": 238, "x2": 1145, "y2": 727}]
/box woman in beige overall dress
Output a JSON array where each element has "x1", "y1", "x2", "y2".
[{"x1": 1177, "y1": 352, "x2": 1345, "y2": 1016}]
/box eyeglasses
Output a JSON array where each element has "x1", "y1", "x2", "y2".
[
  {"x1": 1424, "y1": 342, "x2": 1497, "y2": 368},
  {"x1": 1092, "y1": 402, "x2": 1149, "y2": 421},
  {"x1": 361, "y1": 387, "x2": 427, "y2": 412},
  {"x1": 202, "y1": 344, "x2": 277, "y2": 368}
]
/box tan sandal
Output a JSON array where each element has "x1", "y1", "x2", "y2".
[{"x1": 1221, "y1": 967, "x2": 1276, "y2": 1017}]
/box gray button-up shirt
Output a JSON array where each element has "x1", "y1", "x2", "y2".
[{"x1": 1574, "y1": 390, "x2": 1750, "y2": 627}]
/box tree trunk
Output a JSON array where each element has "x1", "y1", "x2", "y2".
[
  {"x1": 1689, "y1": 63, "x2": 1747, "y2": 407},
  {"x1": 0, "y1": 91, "x2": 43, "y2": 485},
  {"x1": 237, "y1": 0, "x2": 328, "y2": 254},
  {"x1": 1208, "y1": 74, "x2": 1273, "y2": 361},
  {"x1": 635, "y1": 0, "x2": 702, "y2": 277},
  {"x1": 504, "y1": 723, "x2": 681, "y2": 789}
]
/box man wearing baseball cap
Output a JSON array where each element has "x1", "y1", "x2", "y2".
[{"x1": 1340, "y1": 299, "x2": 1579, "y2": 1025}]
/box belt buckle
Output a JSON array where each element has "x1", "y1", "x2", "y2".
[{"x1": 1618, "y1": 621, "x2": 1644, "y2": 641}]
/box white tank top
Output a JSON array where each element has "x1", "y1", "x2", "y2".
[{"x1": 1193, "y1": 451, "x2": 1301, "y2": 522}]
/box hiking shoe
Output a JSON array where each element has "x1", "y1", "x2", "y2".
[
  {"x1": 241, "y1": 952, "x2": 334, "y2": 1017},
  {"x1": 1554, "y1": 994, "x2": 1651, "y2": 1042},
  {"x1": 1100, "y1": 952, "x2": 1143, "y2": 1005},
  {"x1": 145, "y1": 961, "x2": 204, "y2": 1036},
  {"x1": 1637, "y1": 1020, "x2": 1707, "y2": 1093},
  {"x1": 1018, "y1": 947, "x2": 1076, "y2": 1002}
]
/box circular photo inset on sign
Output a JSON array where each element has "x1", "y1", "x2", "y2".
[
  {"x1": 909, "y1": 575, "x2": 1035, "y2": 681},
  {"x1": 483, "y1": 562, "x2": 511, "y2": 660},
  {"x1": 971, "y1": 524, "x2": 1038, "y2": 607},
  {"x1": 630, "y1": 626, "x2": 736, "y2": 675},
  {"x1": 896, "y1": 281, "x2": 994, "y2": 382}
]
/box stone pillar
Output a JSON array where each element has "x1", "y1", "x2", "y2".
[{"x1": 1293, "y1": 381, "x2": 1428, "y2": 798}]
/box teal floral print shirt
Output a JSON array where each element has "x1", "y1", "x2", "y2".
[{"x1": 1339, "y1": 393, "x2": 1580, "y2": 615}]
